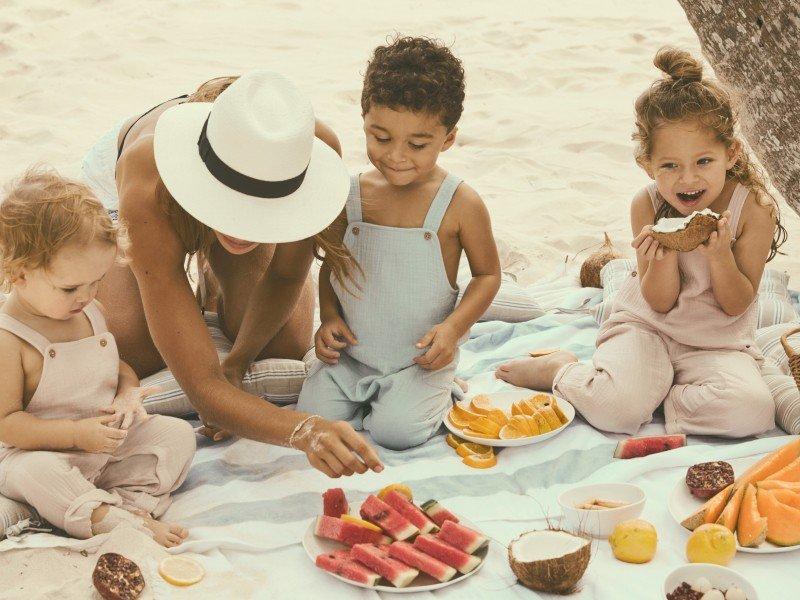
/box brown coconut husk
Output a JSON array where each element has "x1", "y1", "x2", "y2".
[
  {"x1": 650, "y1": 212, "x2": 719, "y2": 252},
  {"x1": 508, "y1": 529, "x2": 591, "y2": 594},
  {"x1": 579, "y1": 233, "x2": 622, "y2": 288}
]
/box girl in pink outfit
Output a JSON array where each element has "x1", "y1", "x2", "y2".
[
  {"x1": 497, "y1": 48, "x2": 786, "y2": 438},
  {"x1": 0, "y1": 168, "x2": 195, "y2": 547}
]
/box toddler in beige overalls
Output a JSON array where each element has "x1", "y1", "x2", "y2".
[
  {"x1": 0, "y1": 301, "x2": 196, "y2": 539},
  {"x1": 553, "y1": 183, "x2": 775, "y2": 437}
]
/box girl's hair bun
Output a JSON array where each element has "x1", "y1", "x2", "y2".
[{"x1": 654, "y1": 46, "x2": 703, "y2": 83}]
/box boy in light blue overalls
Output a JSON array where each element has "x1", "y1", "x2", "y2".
[{"x1": 298, "y1": 36, "x2": 501, "y2": 451}]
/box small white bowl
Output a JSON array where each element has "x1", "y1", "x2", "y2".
[
  {"x1": 663, "y1": 564, "x2": 758, "y2": 599},
  {"x1": 557, "y1": 483, "x2": 645, "y2": 539}
]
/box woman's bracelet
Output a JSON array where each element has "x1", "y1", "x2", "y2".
[{"x1": 288, "y1": 415, "x2": 321, "y2": 449}]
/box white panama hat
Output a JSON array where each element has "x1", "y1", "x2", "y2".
[{"x1": 153, "y1": 71, "x2": 349, "y2": 244}]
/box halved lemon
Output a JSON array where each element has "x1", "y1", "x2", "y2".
[
  {"x1": 499, "y1": 424, "x2": 526, "y2": 439},
  {"x1": 342, "y1": 514, "x2": 382, "y2": 532},
  {"x1": 462, "y1": 451, "x2": 497, "y2": 469},
  {"x1": 158, "y1": 556, "x2": 205, "y2": 586},
  {"x1": 377, "y1": 483, "x2": 413, "y2": 502}
]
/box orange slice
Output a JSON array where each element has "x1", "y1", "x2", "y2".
[
  {"x1": 469, "y1": 416, "x2": 502, "y2": 437},
  {"x1": 378, "y1": 483, "x2": 413, "y2": 502},
  {"x1": 499, "y1": 424, "x2": 525, "y2": 439},
  {"x1": 158, "y1": 556, "x2": 205, "y2": 586},
  {"x1": 537, "y1": 405, "x2": 562, "y2": 430},
  {"x1": 531, "y1": 411, "x2": 551, "y2": 434},
  {"x1": 342, "y1": 514, "x2": 383, "y2": 532},
  {"x1": 462, "y1": 427, "x2": 496, "y2": 439},
  {"x1": 519, "y1": 398, "x2": 537, "y2": 416},
  {"x1": 510, "y1": 415, "x2": 532, "y2": 436},
  {"x1": 511, "y1": 402, "x2": 525, "y2": 416},
  {"x1": 485, "y1": 408, "x2": 509, "y2": 427},
  {"x1": 469, "y1": 395, "x2": 493, "y2": 415},
  {"x1": 456, "y1": 442, "x2": 492, "y2": 458},
  {"x1": 463, "y1": 451, "x2": 497, "y2": 469},
  {"x1": 451, "y1": 402, "x2": 482, "y2": 423},
  {"x1": 446, "y1": 433, "x2": 465, "y2": 449}
]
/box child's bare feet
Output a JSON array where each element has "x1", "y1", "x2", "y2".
[
  {"x1": 139, "y1": 515, "x2": 189, "y2": 548},
  {"x1": 495, "y1": 350, "x2": 578, "y2": 390}
]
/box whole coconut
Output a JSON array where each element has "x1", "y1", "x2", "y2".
[{"x1": 580, "y1": 233, "x2": 622, "y2": 288}]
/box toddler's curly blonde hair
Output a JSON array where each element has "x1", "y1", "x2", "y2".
[{"x1": 0, "y1": 166, "x2": 127, "y2": 290}]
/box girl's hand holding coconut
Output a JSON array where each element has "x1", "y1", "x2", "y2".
[
  {"x1": 632, "y1": 224, "x2": 674, "y2": 262},
  {"x1": 697, "y1": 210, "x2": 733, "y2": 262}
]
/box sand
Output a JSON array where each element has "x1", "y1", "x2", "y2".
[{"x1": 0, "y1": 0, "x2": 798, "y2": 285}]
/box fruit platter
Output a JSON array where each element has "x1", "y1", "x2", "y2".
[
  {"x1": 304, "y1": 485, "x2": 489, "y2": 592},
  {"x1": 668, "y1": 438, "x2": 800, "y2": 554},
  {"x1": 444, "y1": 390, "x2": 574, "y2": 447}
]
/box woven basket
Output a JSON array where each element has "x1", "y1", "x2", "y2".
[{"x1": 780, "y1": 326, "x2": 800, "y2": 390}]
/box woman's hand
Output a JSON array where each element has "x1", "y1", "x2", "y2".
[
  {"x1": 101, "y1": 386, "x2": 158, "y2": 430},
  {"x1": 72, "y1": 415, "x2": 128, "y2": 453},
  {"x1": 292, "y1": 418, "x2": 383, "y2": 478},
  {"x1": 314, "y1": 316, "x2": 357, "y2": 365},
  {"x1": 698, "y1": 210, "x2": 733, "y2": 263},
  {"x1": 631, "y1": 224, "x2": 674, "y2": 262},
  {"x1": 414, "y1": 322, "x2": 458, "y2": 371}
]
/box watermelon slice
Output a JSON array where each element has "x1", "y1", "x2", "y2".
[
  {"x1": 383, "y1": 490, "x2": 437, "y2": 534},
  {"x1": 413, "y1": 534, "x2": 481, "y2": 574},
  {"x1": 314, "y1": 515, "x2": 392, "y2": 546},
  {"x1": 388, "y1": 541, "x2": 456, "y2": 582},
  {"x1": 351, "y1": 544, "x2": 418, "y2": 588},
  {"x1": 613, "y1": 434, "x2": 686, "y2": 459},
  {"x1": 323, "y1": 488, "x2": 349, "y2": 518},
  {"x1": 420, "y1": 500, "x2": 460, "y2": 528},
  {"x1": 360, "y1": 494, "x2": 419, "y2": 540},
  {"x1": 437, "y1": 520, "x2": 488, "y2": 554},
  {"x1": 316, "y1": 551, "x2": 380, "y2": 586}
]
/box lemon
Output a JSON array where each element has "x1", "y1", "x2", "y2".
[
  {"x1": 341, "y1": 514, "x2": 382, "y2": 532},
  {"x1": 158, "y1": 556, "x2": 205, "y2": 586},
  {"x1": 609, "y1": 519, "x2": 658, "y2": 564},
  {"x1": 686, "y1": 523, "x2": 737, "y2": 565}
]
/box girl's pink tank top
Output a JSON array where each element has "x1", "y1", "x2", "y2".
[{"x1": 603, "y1": 183, "x2": 760, "y2": 353}]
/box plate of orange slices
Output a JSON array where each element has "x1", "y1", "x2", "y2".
[{"x1": 444, "y1": 390, "x2": 574, "y2": 447}]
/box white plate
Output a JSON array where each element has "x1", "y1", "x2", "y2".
[
  {"x1": 443, "y1": 390, "x2": 575, "y2": 447},
  {"x1": 664, "y1": 564, "x2": 758, "y2": 599},
  {"x1": 303, "y1": 505, "x2": 488, "y2": 593},
  {"x1": 667, "y1": 456, "x2": 800, "y2": 554}
]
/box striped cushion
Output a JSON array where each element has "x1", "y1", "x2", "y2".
[
  {"x1": 457, "y1": 271, "x2": 543, "y2": 323},
  {"x1": 756, "y1": 323, "x2": 800, "y2": 434},
  {"x1": 0, "y1": 495, "x2": 32, "y2": 541},
  {"x1": 142, "y1": 312, "x2": 314, "y2": 417},
  {"x1": 594, "y1": 260, "x2": 796, "y2": 329}
]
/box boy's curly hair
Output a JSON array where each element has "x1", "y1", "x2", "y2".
[
  {"x1": 361, "y1": 35, "x2": 465, "y2": 130},
  {"x1": 0, "y1": 166, "x2": 127, "y2": 290}
]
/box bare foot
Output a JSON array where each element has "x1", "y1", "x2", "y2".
[
  {"x1": 140, "y1": 515, "x2": 189, "y2": 548},
  {"x1": 495, "y1": 350, "x2": 578, "y2": 390}
]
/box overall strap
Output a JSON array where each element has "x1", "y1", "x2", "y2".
[
  {"x1": 423, "y1": 173, "x2": 463, "y2": 231},
  {"x1": 82, "y1": 300, "x2": 108, "y2": 336},
  {"x1": 727, "y1": 183, "x2": 750, "y2": 241},
  {"x1": 344, "y1": 174, "x2": 363, "y2": 223},
  {"x1": 646, "y1": 183, "x2": 660, "y2": 213},
  {"x1": 0, "y1": 314, "x2": 51, "y2": 355},
  {"x1": 116, "y1": 94, "x2": 189, "y2": 160}
]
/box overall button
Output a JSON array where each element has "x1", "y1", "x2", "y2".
[
  {"x1": 424, "y1": 232, "x2": 432, "y2": 240},
  {"x1": 48, "y1": 349, "x2": 56, "y2": 358},
  {"x1": 100, "y1": 339, "x2": 108, "y2": 347},
  {"x1": 352, "y1": 226, "x2": 360, "y2": 235},
  {"x1": 631, "y1": 271, "x2": 637, "y2": 277}
]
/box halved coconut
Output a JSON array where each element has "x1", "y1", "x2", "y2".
[
  {"x1": 650, "y1": 209, "x2": 719, "y2": 252},
  {"x1": 508, "y1": 529, "x2": 591, "y2": 594}
]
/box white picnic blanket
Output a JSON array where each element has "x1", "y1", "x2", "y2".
[{"x1": 1, "y1": 268, "x2": 795, "y2": 599}]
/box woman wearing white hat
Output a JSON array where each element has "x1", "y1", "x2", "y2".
[{"x1": 84, "y1": 71, "x2": 382, "y2": 478}]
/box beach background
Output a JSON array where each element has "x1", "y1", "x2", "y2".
[{"x1": 1, "y1": 0, "x2": 798, "y2": 285}]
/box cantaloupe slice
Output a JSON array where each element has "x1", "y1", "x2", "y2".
[
  {"x1": 756, "y1": 488, "x2": 800, "y2": 546},
  {"x1": 682, "y1": 484, "x2": 733, "y2": 531},
  {"x1": 736, "y1": 484, "x2": 767, "y2": 548},
  {"x1": 770, "y1": 489, "x2": 800, "y2": 511},
  {"x1": 735, "y1": 438, "x2": 800, "y2": 490},
  {"x1": 716, "y1": 485, "x2": 746, "y2": 533},
  {"x1": 757, "y1": 480, "x2": 800, "y2": 492},
  {"x1": 764, "y1": 456, "x2": 800, "y2": 483}
]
